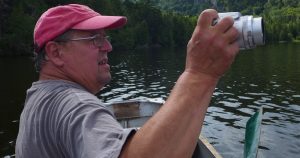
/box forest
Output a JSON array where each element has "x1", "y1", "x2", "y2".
[{"x1": 0, "y1": 0, "x2": 299, "y2": 55}]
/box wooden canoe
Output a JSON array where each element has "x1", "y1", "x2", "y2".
[{"x1": 105, "y1": 99, "x2": 222, "y2": 158}]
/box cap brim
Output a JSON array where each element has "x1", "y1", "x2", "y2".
[{"x1": 72, "y1": 16, "x2": 127, "y2": 30}]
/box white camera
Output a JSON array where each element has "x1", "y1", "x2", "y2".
[{"x1": 217, "y1": 12, "x2": 265, "y2": 50}]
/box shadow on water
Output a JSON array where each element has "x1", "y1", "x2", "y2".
[{"x1": 0, "y1": 43, "x2": 299, "y2": 158}]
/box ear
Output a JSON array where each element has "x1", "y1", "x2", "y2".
[{"x1": 44, "y1": 41, "x2": 64, "y2": 67}]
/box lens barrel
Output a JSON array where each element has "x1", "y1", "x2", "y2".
[
  {"x1": 236, "y1": 15, "x2": 265, "y2": 49},
  {"x1": 218, "y1": 12, "x2": 265, "y2": 50}
]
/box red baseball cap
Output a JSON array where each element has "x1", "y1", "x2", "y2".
[{"x1": 34, "y1": 4, "x2": 127, "y2": 52}]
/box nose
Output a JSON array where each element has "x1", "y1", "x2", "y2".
[{"x1": 100, "y1": 39, "x2": 112, "y2": 52}]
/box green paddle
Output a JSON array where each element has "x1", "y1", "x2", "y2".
[{"x1": 244, "y1": 107, "x2": 263, "y2": 158}]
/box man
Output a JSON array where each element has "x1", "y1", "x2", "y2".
[{"x1": 16, "y1": 3, "x2": 239, "y2": 158}]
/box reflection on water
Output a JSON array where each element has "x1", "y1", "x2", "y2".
[
  {"x1": 100, "y1": 43, "x2": 300, "y2": 158},
  {"x1": 99, "y1": 47, "x2": 184, "y2": 102},
  {"x1": 205, "y1": 44, "x2": 300, "y2": 158},
  {"x1": 1, "y1": 43, "x2": 300, "y2": 157}
]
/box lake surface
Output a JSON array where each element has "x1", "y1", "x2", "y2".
[{"x1": 0, "y1": 43, "x2": 299, "y2": 157}]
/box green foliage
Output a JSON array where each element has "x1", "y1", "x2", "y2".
[
  {"x1": 133, "y1": 20, "x2": 150, "y2": 46},
  {"x1": 0, "y1": 0, "x2": 45, "y2": 55},
  {"x1": 264, "y1": 3, "x2": 300, "y2": 42},
  {"x1": 0, "y1": 0, "x2": 197, "y2": 55},
  {"x1": 1, "y1": 0, "x2": 300, "y2": 55},
  {"x1": 146, "y1": 0, "x2": 300, "y2": 43},
  {"x1": 146, "y1": 0, "x2": 214, "y2": 15}
]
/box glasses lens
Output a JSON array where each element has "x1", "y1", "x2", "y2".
[
  {"x1": 105, "y1": 36, "x2": 111, "y2": 42},
  {"x1": 93, "y1": 35, "x2": 111, "y2": 47},
  {"x1": 93, "y1": 35, "x2": 102, "y2": 47}
]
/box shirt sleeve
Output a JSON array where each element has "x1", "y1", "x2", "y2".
[{"x1": 58, "y1": 102, "x2": 136, "y2": 158}]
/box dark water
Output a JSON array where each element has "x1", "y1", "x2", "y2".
[{"x1": 0, "y1": 43, "x2": 299, "y2": 157}]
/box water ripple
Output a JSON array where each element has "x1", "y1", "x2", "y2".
[{"x1": 98, "y1": 45, "x2": 299, "y2": 158}]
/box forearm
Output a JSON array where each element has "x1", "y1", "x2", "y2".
[
  {"x1": 120, "y1": 71, "x2": 219, "y2": 158},
  {"x1": 120, "y1": 8, "x2": 239, "y2": 158}
]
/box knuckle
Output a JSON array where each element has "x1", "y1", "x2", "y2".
[
  {"x1": 195, "y1": 32, "x2": 212, "y2": 44},
  {"x1": 231, "y1": 26, "x2": 239, "y2": 35},
  {"x1": 226, "y1": 45, "x2": 239, "y2": 58},
  {"x1": 187, "y1": 39, "x2": 193, "y2": 47},
  {"x1": 233, "y1": 43, "x2": 240, "y2": 52},
  {"x1": 219, "y1": 17, "x2": 234, "y2": 27},
  {"x1": 228, "y1": 27, "x2": 239, "y2": 40},
  {"x1": 211, "y1": 36, "x2": 225, "y2": 48},
  {"x1": 224, "y1": 16, "x2": 234, "y2": 23},
  {"x1": 201, "y1": 9, "x2": 211, "y2": 15},
  {"x1": 234, "y1": 29, "x2": 240, "y2": 38},
  {"x1": 200, "y1": 9, "x2": 217, "y2": 18},
  {"x1": 221, "y1": 52, "x2": 234, "y2": 63}
]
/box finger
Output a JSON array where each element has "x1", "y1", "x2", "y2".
[
  {"x1": 197, "y1": 9, "x2": 218, "y2": 29},
  {"x1": 224, "y1": 26, "x2": 239, "y2": 44},
  {"x1": 214, "y1": 16, "x2": 234, "y2": 33},
  {"x1": 191, "y1": 9, "x2": 218, "y2": 42}
]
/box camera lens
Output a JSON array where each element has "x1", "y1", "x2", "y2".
[
  {"x1": 236, "y1": 15, "x2": 265, "y2": 49},
  {"x1": 253, "y1": 17, "x2": 265, "y2": 46},
  {"x1": 216, "y1": 12, "x2": 265, "y2": 50}
]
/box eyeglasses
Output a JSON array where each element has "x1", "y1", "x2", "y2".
[{"x1": 56, "y1": 34, "x2": 111, "y2": 48}]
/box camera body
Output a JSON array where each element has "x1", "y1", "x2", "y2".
[{"x1": 217, "y1": 12, "x2": 265, "y2": 50}]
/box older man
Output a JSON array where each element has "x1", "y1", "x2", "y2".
[{"x1": 16, "y1": 3, "x2": 239, "y2": 158}]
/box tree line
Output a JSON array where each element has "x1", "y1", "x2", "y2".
[
  {"x1": 150, "y1": 0, "x2": 300, "y2": 43},
  {"x1": 0, "y1": 0, "x2": 299, "y2": 56},
  {"x1": 217, "y1": 0, "x2": 300, "y2": 42},
  {"x1": 0, "y1": 0, "x2": 196, "y2": 56}
]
